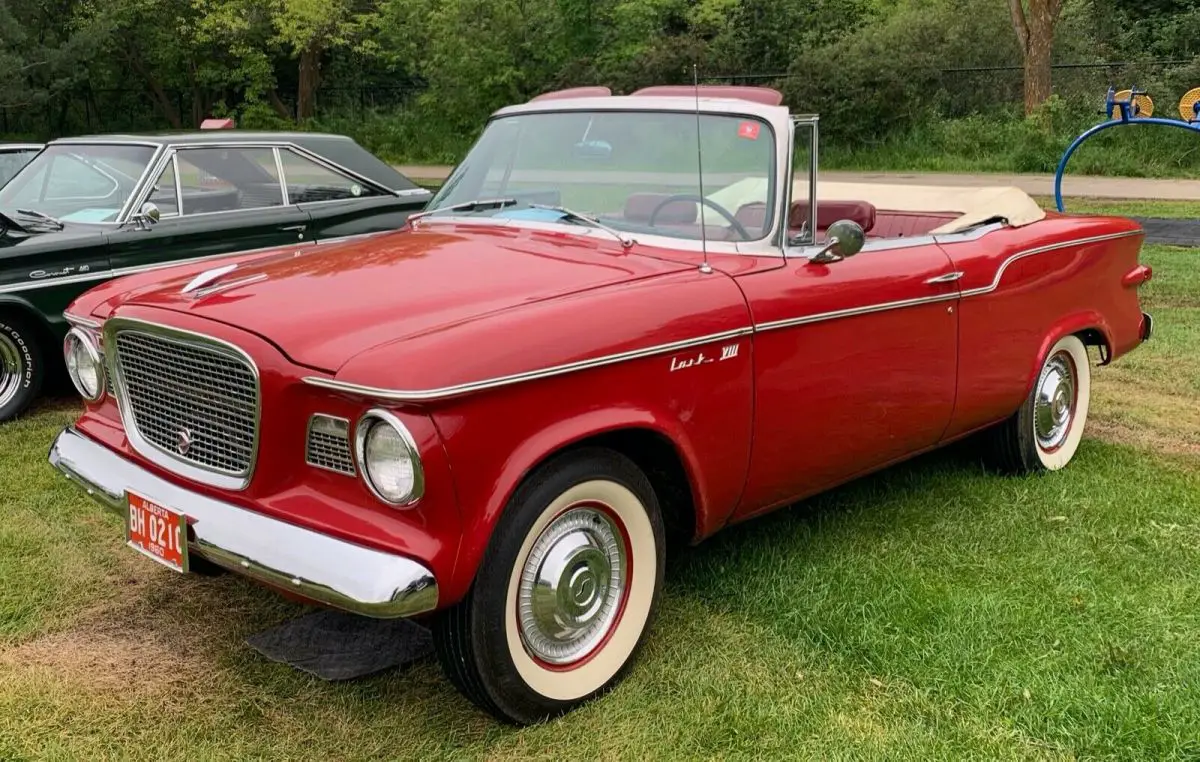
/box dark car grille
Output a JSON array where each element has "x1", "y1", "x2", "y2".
[{"x1": 114, "y1": 329, "x2": 258, "y2": 477}]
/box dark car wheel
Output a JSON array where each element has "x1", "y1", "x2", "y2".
[
  {"x1": 0, "y1": 314, "x2": 44, "y2": 422},
  {"x1": 984, "y1": 334, "x2": 1091, "y2": 474},
  {"x1": 433, "y1": 447, "x2": 665, "y2": 725}
]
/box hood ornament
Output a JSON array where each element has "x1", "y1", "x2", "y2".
[{"x1": 181, "y1": 263, "x2": 239, "y2": 294}]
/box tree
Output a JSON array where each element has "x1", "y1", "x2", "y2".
[
  {"x1": 272, "y1": 0, "x2": 375, "y2": 120},
  {"x1": 1008, "y1": 0, "x2": 1064, "y2": 114}
]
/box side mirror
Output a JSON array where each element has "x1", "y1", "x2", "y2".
[
  {"x1": 132, "y1": 201, "x2": 160, "y2": 229},
  {"x1": 808, "y1": 219, "x2": 865, "y2": 264}
]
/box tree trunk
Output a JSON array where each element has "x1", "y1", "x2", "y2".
[
  {"x1": 297, "y1": 44, "x2": 323, "y2": 121},
  {"x1": 121, "y1": 39, "x2": 182, "y2": 129},
  {"x1": 1023, "y1": 24, "x2": 1052, "y2": 114},
  {"x1": 268, "y1": 90, "x2": 293, "y2": 120},
  {"x1": 1008, "y1": 0, "x2": 1063, "y2": 115}
]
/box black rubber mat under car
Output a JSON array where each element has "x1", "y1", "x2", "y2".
[{"x1": 246, "y1": 609, "x2": 434, "y2": 681}]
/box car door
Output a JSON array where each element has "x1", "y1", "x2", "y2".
[
  {"x1": 276, "y1": 148, "x2": 430, "y2": 243},
  {"x1": 732, "y1": 239, "x2": 962, "y2": 519},
  {"x1": 106, "y1": 146, "x2": 313, "y2": 275}
]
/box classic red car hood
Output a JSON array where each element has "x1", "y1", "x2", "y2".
[{"x1": 119, "y1": 224, "x2": 688, "y2": 371}]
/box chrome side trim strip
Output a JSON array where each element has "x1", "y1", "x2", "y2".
[
  {"x1": 956, "y1": 229, "x2": 1143, "y2": 298},
  {"x1": 49, "y1": 426, "x2": 438, "y2": 619},
  {"x1": 0, "y1": 270, "x2": 111, "y2": 294},
  {"x1": 299, "y1": 230, "x2": 1143, "y2": 403},
  {"x1": 756, "y1": 291, "x2": 960, "y2": 333},
  {"x1": 0, "y1": 242, "x2": 316, "y2": 296},
  {"x1": 303, "y1": 326, "x2": 755, "y2": 402}
]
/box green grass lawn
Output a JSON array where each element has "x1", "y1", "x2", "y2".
[{"x1": 0, "y1": 242, "x2": 1197, "y2": 759}]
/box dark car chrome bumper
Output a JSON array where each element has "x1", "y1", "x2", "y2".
[{"x1": 49, "y1": 426, "x2": 438, "y2": 619}]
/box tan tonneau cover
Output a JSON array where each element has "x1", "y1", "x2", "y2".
[
  {"x1": 707, "y1": 178, "x2": 1046, "y2": 235},
  {"x1": 815, "y1": 181, "x2": 1046, "y2": 234}
]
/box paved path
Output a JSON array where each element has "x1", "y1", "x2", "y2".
[{"x1": 396, "y1": 165, "x2": 1200, "y2": 201}]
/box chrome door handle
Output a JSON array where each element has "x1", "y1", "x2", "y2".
[{"x1": 925, "y1": 271, "x2": 964, "y2": 284}]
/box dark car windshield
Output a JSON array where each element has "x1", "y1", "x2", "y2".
[
  {"x1": 429, "y1": 110, "x2": 776, "y2": 241},
  {"x1": 0, "y1": 144, "x2": 154, "y2": 224},
  {"x1": 0, "y1": 148, "x2": 39, "y2": 187}
]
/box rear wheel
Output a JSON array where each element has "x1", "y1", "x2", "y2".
[
  {"x1": 0, "y1": 314, "x2": 44, "y2": 422},
  {"x1": 433, "y1": 448, "x2": 665, "y2": 725},
  {"x1": 984, "y1": 334, "x2": 1091, "y2": 474}
]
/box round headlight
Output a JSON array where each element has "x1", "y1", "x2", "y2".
[
  {"x1": 355, "y1": 410, "x2": 424, "y2": 506},
  {"x1": 63, "y1": 328, "x2": 105, "y2": 402}
]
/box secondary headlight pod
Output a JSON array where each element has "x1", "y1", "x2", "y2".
[
  {"x1": 354, "y1": 409, "x2": 425, "y2": 507},
  {"x1": 63, "y1": 327, "x2": 106, "y2": 402}
]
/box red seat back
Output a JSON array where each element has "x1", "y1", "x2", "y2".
[
  {"x1": 789, "y1": 200, "x2": 877, "y2": 233},
  {"x1": 870, "y1": 210, "x2": 960, "y2": 238}
]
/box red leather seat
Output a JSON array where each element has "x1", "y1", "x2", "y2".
[
  {"x1": 734, "y1": 202, "x2": 769, "y2": 235},
  {"x1": 870, "y1": 211, "x2": 960, "y2": 238},
  {"x1": 623, "y1": 193, "x2": 697, "y2": 225},
  {"x1": 789, "y1": 200, "x2": 877, "y2": 234}
]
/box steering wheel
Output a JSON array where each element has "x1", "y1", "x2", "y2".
[{"x1": 646, "y1": 194, "x2": 751, "y2": 241}]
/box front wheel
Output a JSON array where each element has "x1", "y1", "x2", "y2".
[
  {"x1": 0, "y1": 314, "x2": 44, "y2": 422},
  {"x1": 984, "y1": 334, "x2": 1091, "y2": 473},
  {"x1": 433, "y1": 448, "x2": 665, "y2": 725}
]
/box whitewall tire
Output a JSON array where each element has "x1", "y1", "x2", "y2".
[
  {"x1": 0, "y1": 314, "x2": 43, "y2": 422},
  {"x1": 433, "y1": 447, "x2": 665, "y2": 725},
  {"x1": 985, "y1": 334, "x2": 1091, "y2": 474}
]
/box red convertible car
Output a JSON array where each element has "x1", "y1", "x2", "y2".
[{"x1": 51, "y1": 85, "x2": 1153, "y2": 724}]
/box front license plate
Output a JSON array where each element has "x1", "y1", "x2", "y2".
[{"x1": 126, "y1": 492, "x2": 189, "y2": 573}]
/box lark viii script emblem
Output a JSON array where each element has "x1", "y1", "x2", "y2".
[{"x1": 669, "y1": 342, "x2": 740, "y2": 372}]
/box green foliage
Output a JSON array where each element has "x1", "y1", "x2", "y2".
[{"x1": 5, "y1": 0, "x2": 1200, "y2": 175}]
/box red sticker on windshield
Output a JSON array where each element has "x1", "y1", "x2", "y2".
[{"x1": 737, "y1": 121, "x2": 761, "y2": 140}]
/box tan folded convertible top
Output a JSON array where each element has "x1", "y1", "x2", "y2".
[
  {"x1": 815, "y1": 181, "x2": 1046, "y2": 234},
  {"x1": 708, "y1": 178, "x2": 1046, "y2": 235}
]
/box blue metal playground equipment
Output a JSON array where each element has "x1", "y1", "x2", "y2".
[{"x1": 1054, "y1": 86, "x2": 1200, "y2": 212}]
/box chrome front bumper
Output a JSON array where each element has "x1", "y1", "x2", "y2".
[{"x1": 49, "y1": 426, "x2": 438, "y2": 619}]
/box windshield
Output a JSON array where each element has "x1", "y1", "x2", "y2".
[
  {"x1": 429, "y1": 110, "x2": 776, "y2": 242},
  {"x1": 0, "y1": 148, "x2": 39, "y2": 187},
  {"x1": 0, "y1": 144, "x2": 154, "y2": 224}
]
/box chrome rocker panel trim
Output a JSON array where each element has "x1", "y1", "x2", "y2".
[{"x1": 49, "y1": 426, "x2": 439, "y2": 619}]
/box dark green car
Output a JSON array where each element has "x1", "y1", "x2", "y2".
[{"x1": 0, "y1": 131, "x2": 432, "y2": 421}]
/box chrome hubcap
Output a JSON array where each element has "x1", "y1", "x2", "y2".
[
  {"x1": 0, "y1": 333, "x2": 23, "y2": 409},
  {"x1": 517, "y1": 506, "x2": 627, "y2": 665},
  {"x1": 1035, "y1": 351, "x2": 1076, "y2": 451}
]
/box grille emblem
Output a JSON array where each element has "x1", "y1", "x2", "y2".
[{"x1": 177, "y1": 428, "x2": 193, "y2": 455}]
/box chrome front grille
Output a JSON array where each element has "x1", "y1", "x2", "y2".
[
  {"x1": 113, "y1": 328, "x2": 259, "y2": 479},
  {"x1": 306, "y1": 415, "x2": 355, "y2": 475}
]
